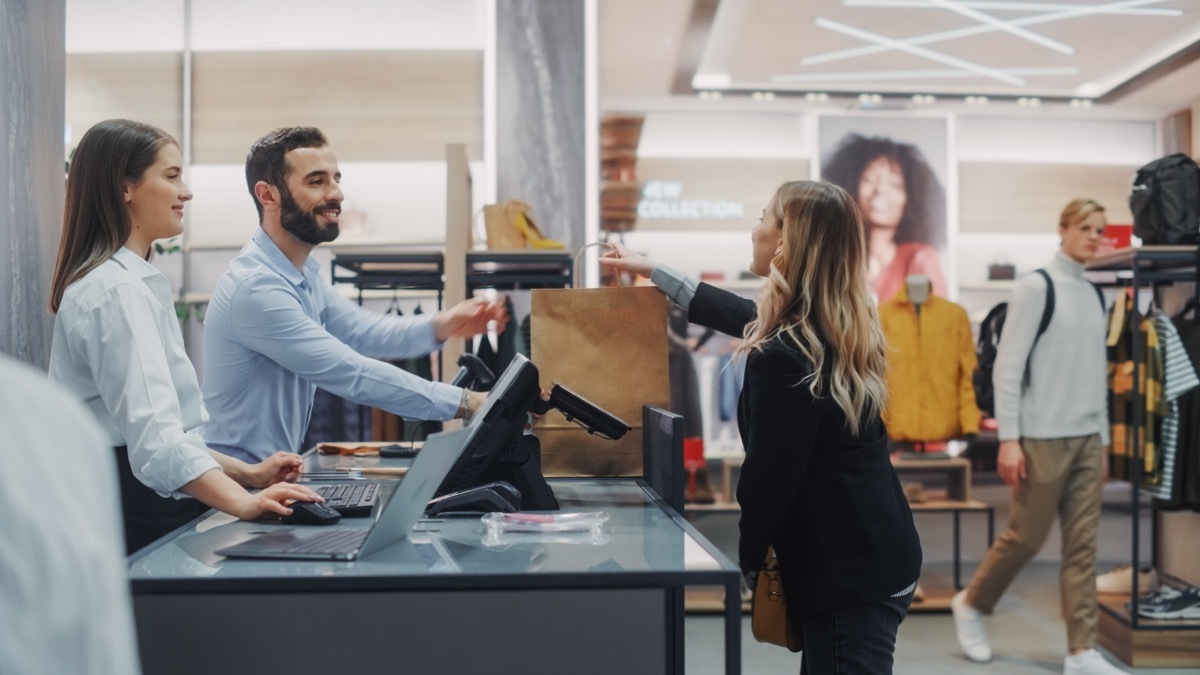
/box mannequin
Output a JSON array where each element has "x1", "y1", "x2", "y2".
[{"x1": 905, "y1": 273, "x2": 931, "y2": 311}]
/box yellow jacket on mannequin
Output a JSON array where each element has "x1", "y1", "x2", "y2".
[{"x1": 879, "y1": 280, "x2": 981, "y2": 442}]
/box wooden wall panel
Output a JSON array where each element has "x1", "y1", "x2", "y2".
[
  {"x1": 66, "y1": 52, "x2": 183, "y2": 146},
  {"x1": 191, "y1": 51, "x2": 481, "y2": 163},
  {"x1": 959, "y1": 162, "x2": 1137, "y2": 233}
]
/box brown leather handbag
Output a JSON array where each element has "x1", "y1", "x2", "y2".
[{"x1": 751, "y1": 546, "x2": 803, "y2": 652}]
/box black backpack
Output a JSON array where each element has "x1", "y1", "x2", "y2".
[
  {"x1": 1129, "y1": 153, "x2": 1200, "y2": 245},
  {"x1": 973, "y1": 270, "x2": 1104, "y2": 417}
]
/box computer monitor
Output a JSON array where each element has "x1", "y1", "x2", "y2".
[
  {"x1": 642, "y1": 406, "x2": 684, "y2": 512},
  {"x1": 434, "y1": 353, "x2": 559, "y2": 510}
]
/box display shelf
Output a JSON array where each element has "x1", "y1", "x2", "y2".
[
  {"x1": 1098, "y1": 593, "x2": 1200, "y2": 668},
  {"x1": 465, "y1": 250, "x2": 573, "y2": 291},
  {"x1": 959, "y1": 280, "x2": 1018, "y2": 291},
  {"x1": 1089, "y1": 245, "x2": 1200, "y2": 660}
]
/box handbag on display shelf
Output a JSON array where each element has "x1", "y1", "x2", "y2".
[
  {"x1": 530, "y1": 243, "x2": 669, "y2": 476},
  {"x1": 751, "y1": 546, "x2": 803, "y2": 652},
  {"x1": 987, "y1": 256, "x2": 1016, "y2": 281},
  {"x1": 482, "y1": 200, "x2": 565, "y2": 251}
]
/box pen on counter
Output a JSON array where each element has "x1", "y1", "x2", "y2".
[{"x1": 336, "y1": 466, "x2": 408, "y2": 476}]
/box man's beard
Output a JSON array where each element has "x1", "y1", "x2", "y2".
[{"x1": 280, "y1": 188, "x2": 339, "y2": 245}]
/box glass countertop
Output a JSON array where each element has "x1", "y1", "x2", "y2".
[{"x1": 129, "y1": 479, "x2": 735, "y2": 585}]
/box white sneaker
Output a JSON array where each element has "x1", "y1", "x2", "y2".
[
  {"x1": 951, "y1": 590, "x2": 992, "y2": 663},
  {"x1": 1096, "y1": 564, "x2": 1158, "y2": 595},
  {"x1": 1063, "y1": 648, "x2": 1129, "y2": 674}
]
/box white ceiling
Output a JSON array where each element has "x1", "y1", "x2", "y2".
[{"x1": 601, "y1": 0, "x2": 1200, "y2": 114}]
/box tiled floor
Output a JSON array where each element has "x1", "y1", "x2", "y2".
[
  {"x1": 682, "y1": 478, "x2": 1193, "y2": 674},
  {"x1": 684, "y1": 562, "x2": 1197, "y2": 674}
]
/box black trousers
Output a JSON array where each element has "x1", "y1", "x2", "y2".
[
  {"x1": 798, "y1": 590, "x2": 914, "y2": 675},
  {"x1": 113, "y1": 446, "x2": 208, "y2": 556}
]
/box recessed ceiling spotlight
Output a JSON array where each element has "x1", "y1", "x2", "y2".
[
  {"x1": 710, "y1": 91, "x2": 723, "y2": 100},
  {"x1": 764, "y1": 91, "x2": 776, "y2": 101},
  {"x1": 1080, "y1": 99, "x2": 1093, "y2": 108},
  {"x1": 978, "y1": 96, "x2": 988, "y2": 105},
  {"x1": 912, "y1": 94, "x2": 923, "y2": 104},
  {"x1": 752, "y1": 92, "x2": 764, "y2": 101},
  {"x1": 858, "y1": 93, "x2": 871, "y2": 104},
  {"x1": 817, "y1": 92, "x2": 829, "y2": 102},
  {"x1": 805, "y1": 92, "x2": 818, "y2": 102},
  {"x1": 870, "y1": 93, "x2": 882, "y2": 104},
  {"x1": 965, "y1": 96, "x2": 977, "y2": 105},
  {"x1": 1028, "y1": 97, "x2": 1041, "y2": 107}
]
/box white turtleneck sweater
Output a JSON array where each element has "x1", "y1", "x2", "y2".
[{"x1": 994, "y1": 251, "x2": 1110, "y2": 444}]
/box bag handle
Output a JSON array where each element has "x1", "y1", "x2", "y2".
[{"x1": 573, "y1": 242, "x2": 623, "y2": 288}]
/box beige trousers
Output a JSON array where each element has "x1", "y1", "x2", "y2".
[{"x1": 965, "y1": 434, "x2": 1104, "y2": 651}]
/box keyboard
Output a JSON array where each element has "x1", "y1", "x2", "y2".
[
  {"x1": 310, "y1": 482, "x2": 381, "y2": 517},
  {"x1": 279, "y1": 529, "x2": 367, "y2": 556}
]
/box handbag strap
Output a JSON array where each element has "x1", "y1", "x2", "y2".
[{"x1": 573, "y1": 242, "x2": 623, "y2": 288}]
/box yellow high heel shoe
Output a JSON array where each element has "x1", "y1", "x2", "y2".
[{"x1": 484, "y1": 200, "x2": 565, "y2": 250}]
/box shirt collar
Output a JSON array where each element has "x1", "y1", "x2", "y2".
[
  {"x1": 250, "y1": 228, "x2": 321, "y2": 287},
  {"x1": 113, "y1": 246, "x2": 164, "y2": 280}
]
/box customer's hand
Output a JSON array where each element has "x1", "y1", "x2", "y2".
[
  {"x1": 237, "y1": 483, "x2": 323, "y2": 521},
  {"x1": 598, "y1": 242, "x2": 657, "y2": 278},
  {"x1": 434, "y1": 296, "x2": 509, "y2": 341},
  {"x1": 247, "y1": 451, "x2": 304, "y2": 488},
  {"x1": 997, "y1": 440, "x2": 1026, "y2": 487}
]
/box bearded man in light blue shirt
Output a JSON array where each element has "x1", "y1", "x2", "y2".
[{"x1": 202, "y1": 127, "x2": 504, "y2": 463}]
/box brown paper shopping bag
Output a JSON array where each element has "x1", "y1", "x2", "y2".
[{"x1": 531, "y1": 244, "x2": 669, "y2": 476}]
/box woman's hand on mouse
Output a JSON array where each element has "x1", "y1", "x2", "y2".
[
  {"x1": 598, "y1": 242, "x2": 657, "y2": 278},
  {"x1": 237, "y1": 483, "x2": 323, "y2": 521}
]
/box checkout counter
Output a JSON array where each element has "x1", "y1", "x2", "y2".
[{"x1": 128, "y1": 431, "x2": 743, "y2": 674}]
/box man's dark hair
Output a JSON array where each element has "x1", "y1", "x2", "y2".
[
  {"x1": 244, "y1": 127, "x2": 328, "y2": 221},
  {"x1": 821, "y1": 133, "x2": 946, "y2": 248}
]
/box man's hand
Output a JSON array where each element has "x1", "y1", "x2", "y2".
[
  {"x1": 597, "y1": 242, "x2": 656, "y2": 278},
  {"x1": 235, "y1": 483, "x2": 323, "y2": 521},
  {"x1": 433, "y1": 297, "x2": 509, "y2": 342},
  {"x1": 997, "y1": 440, "x2": 1026, "y2": 488},
  {"x1": 248, "y1": 451, "x2": 304, "y2": 488}
]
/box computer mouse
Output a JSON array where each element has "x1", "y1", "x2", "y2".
[{"x1": 280, "y1": 501, "x2": 343, "y2": 525}]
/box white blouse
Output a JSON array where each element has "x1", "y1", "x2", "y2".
[{"x1": 49, "y1": 247, "x2": 219, "y2": 497}]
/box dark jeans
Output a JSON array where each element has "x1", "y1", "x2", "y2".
[
  {"x1": 114, "y1": 446, "x2": 208, "y2": 555},
  {"x1": 798, "y1": 591, "x2": 913, "y2": 675}
]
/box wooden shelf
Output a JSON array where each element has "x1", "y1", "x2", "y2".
[
  {"x1": 908, "y1": 588, "x2": 955, "y2": 613},
  {"x1": 1098, "y1": 593, "x2": 1200, "y2": 668}
]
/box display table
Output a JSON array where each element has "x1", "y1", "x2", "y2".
[{"x1": 128, "y1": 472, "x2": 742, "y2": 675}]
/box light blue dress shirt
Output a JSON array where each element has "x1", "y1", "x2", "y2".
[{"x1": 202, "y1": 229, "x2": 462, "y2": 462}]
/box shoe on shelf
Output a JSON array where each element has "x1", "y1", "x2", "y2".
[
  {"x1": 1133, "y1": 585, "x2": 1200, "y2": 620},
  {"x1": 951, "y1": 590, "x2": 992, "y2": 663},
  {"x1": 1063, "y1": 648, "x2": 1129, "y2": 674},
  {"x1": 1096, "y1": 564, "x2": 1158, "y2": 595}
]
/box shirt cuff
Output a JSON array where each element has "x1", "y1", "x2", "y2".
[{"x1": 650, "y1": 263, "x2": 698, "y2": 309}]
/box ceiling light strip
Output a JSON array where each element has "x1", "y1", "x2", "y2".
[
  {"x1": 804, "y1": 0, "x2": 1176, "y2": 66},
  {"x1": 928, "y1": 0, "x2": 1073, "y2": 54},
  {"x1": 814, "y1": 17, "x2": 1026, "y2": 84},
  {"x1": 770, "y1": 66, "x2": 1077, "y2": 82},
  {"x1": 843, "y1": 0, "x2": 1182, "y2": 15}
]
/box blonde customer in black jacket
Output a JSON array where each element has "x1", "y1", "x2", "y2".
[{"x1": 602, "y1": 180, "x2": 921, "y2": 674}]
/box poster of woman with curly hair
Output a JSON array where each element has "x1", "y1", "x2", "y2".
[{"x1": 819, "y1": 117, "x2": 950, "y2": 302}]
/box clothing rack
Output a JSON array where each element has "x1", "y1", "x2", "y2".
[{"x1": 1085, "y1": 245, "x2": 1200, "y2": 664}]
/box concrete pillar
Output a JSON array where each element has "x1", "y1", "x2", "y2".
[
  {"x1": 495, "y1": 0, "x2": 585, "y2": 250},
  {"x1": 0, "y1": 0, "x2": 65, "y2": 367}
]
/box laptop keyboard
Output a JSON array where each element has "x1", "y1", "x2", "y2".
[
  {"x1": 284, "y1": 529, "x2": 368, "y2": 555},
  {"x1": 310, "y1": 482, "x2": 380, "y2": 517}
]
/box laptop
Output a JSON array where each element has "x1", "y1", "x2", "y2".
[{"x1": 216, "y1": 428, "x2": 470, "y2": 561}]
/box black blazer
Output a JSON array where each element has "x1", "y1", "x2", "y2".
[{"x1": 690, "y1": 283, "x2": 922, "y2": 621}]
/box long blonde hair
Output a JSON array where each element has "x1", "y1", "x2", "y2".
[{"x1": 737, "y1": 180, "x2": 889, "y2": 436}]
